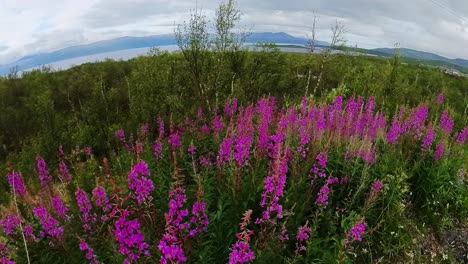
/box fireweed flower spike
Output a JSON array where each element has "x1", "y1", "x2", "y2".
[
  {"x1": 0, "y1": 215, "x2": 21, "y2": 235},
  {"x1": 228, "y1": 210, "x2": 255, "y2": 264},
  {"x1": 158, "y1": 187, "x2": 190, "y2": 263},
  {"x1": 32, "y1": 206, "x2": 64, "y2": 242},
  {"x1": 127, "y1": 161, "x2": 154, "y2": 204},
  {"x1": 50, "y1": 195, "x2": 69, "y2": 220},
  {"x1": 58, "y1": 161, "x2": 72, "y2": 183},
  {"x1": 36, "y1": 156, "x2": 52, "y2": 186},
  {"x1": 295, "y1": 221, "x2": 312, "y2": 255},
  {"x1": 79, "y1": 239, "x2": 99, "y2": 263},
  {"x1": 345, "y1": 220, "x2": 367, "y2": 245},
  {"x1": 75, "y1": 189, "x2": 96, "y2": 231},
  {"x1": 114, "y1": 212, "x2": 150, "y2": 263},
  {"x1": 455, "y1": 127, "x2": 468, "y2": 144},
  {"x1": 6, "y1": 171, "x2": 27, "y2": 196}
]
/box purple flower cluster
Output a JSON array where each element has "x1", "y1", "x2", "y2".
[
  {"x1": 0, "y1": 243, "x2": 14, "y2": 264},
  {"x1": 310, "y1": 152, "x2": 328, "y2": 180},
  {"x1": 189, "y1": 201, "x2": 208, "y2": 237},
  {"x1": 439, "y1": 111, "x2": 454, "y2": 134},
  {"x1": 114, "y1": 212, "x2": 150, "y2": 263},
  {"x1": 79, "y1": 239, "x2": 98, "y2": 263},
  {"x1": 257, "y1": 147, "x2": 289, "y2": 225},
  {"x1": 168, "y1": 130, "x2": 182, "y2": 149},
  {"x1": 436, "y1": 93, "x2": 444, "y2": 104},
  {"x1": 158, "y1": 187, "x2": 190, "y2": 263},
  {"x1": 216, "y1": 136, "x2": 233, "y2": 165},
  {"x1": 58, "y1": 161, "x2": 72, "y2": 183},
  {"x1": 50, "y1": 195, "x2": 69, "y2": 220},
  {"x1": 228, "y1": 241, "x2": 255, "y2": 264},
  {"x1": 0, "y1": 215, "x2": 21, "y2": 235},
  {"x1": 345, "y1": 220, "x2": 367, "y2": 244},
  {"x1": 153, "y1": 140, "x2": 163, "y2": 159},
  {"x1": 92, "y1": 186, "x2": 111, "y2": 212},
  {"x1": 421, "y1": 126, "x2": 435, "y2": 152},
  {"x1": 456, "y1": 127, "x2": 468, "y2": 145},
  {"x1": 127, "y1": 161, "x2": 155, "y2": 204},
  {"x1": 32, "y1": 206, "x2": 64, "y2": 241},
  {"x1": 115, "y1": 129, "x2": 125, "y2": 142},
  {"x1": 434, "y1": 142, "x2": 445, "y2": 161},
  {"x1": 315, "y1": 184, "x2": 330, "y2": 206},
  {"x1": 295, "y1": 222, "x2": 311, "y2": 255},
  {"x1": 371, "y1": 181, "x2": 383, "y2": 192},
  {"x1": 75, "y1": 189, "x2": 96, "y2": 231},
  {"x1": 36, "y1": 157, "x2": 52, "y2": 186},
  {"x1": 6, "y1": 172, "x2": 27, "y2": 196}
]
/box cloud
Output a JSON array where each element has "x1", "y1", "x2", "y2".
[{"x1": 0, "y1": 0, "x2": 467, "y2": 64}]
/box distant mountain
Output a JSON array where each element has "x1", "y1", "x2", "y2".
[
  {"x1": 1, "y1": 32, "x2": 467, "y2": 76},
  {"x1": 0, "y1": 32, "x2": 330, "y2": 75},
  {"x1": 369, "y1": 48, "x2": 468, "y2": 70}
]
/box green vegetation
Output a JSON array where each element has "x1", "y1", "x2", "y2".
[{"x1": 0, "y1": 1, "x2": 467, "y2": 263}]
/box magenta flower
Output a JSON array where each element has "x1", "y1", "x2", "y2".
[
  {"x1": 36, "y1": 156, "x2": 52, "y2": 186},
  {"x1": 188, "y1": 144, "x2": 196, "y2": 155},
  {"x1": 315, "y1": 184, "x2": 330, "y2": 206},
  {"x1": 168, "y1": 130, "x2": 182, "y2": 149},
  {"x1": 456, "y1": 127, "x2": 467, "y2": 144},
  {"x1": 79, "y1": 239, "x2": 98, "y2": 262},
  {"x1": 114, "y1": 213, "x2": 150, "y2": 263},
  {"x1": 153, "y1": 140, "x2": 163, "y2": 159},
  {"x1": 6, "y1": 171, "x2": 27, "y2": 196},
  {"x1": 0, "y1": 243, "x2": 15, "y2": 264},
  {"x1": 32, "y1": 206, "x2": 64, "y2": 241},
  {"x1": 189, "y1": 201, "x2": 209, "y2": 237},
  {"x1": 216, "y1": 136, "x2": 233, "y2": 166},
  {"x1": 434, "y1": 142, "x2": 445, "y2": 161},
  {"x1": 345, "y1": 220, "x2": 367, "y2": 244},
  {"x1": 371, "y1": 181, "x2": 383, "y2": 192},
  {"x1": 295, "y1": 222, "x2": 311, "y2": 255},
  {"x1": 421, "y1": 126, "x2": 435, "y2": 152},
  {"x1": 127, "y1": 161, "x2": 154, "y2": 204},
  {"x1": 158, "y1": 187, "x2": 190, "y2": 263},
  {"x1": 50, "y1": 195, "x2": 69, "y2": 220},
  {"x1": 0, "y1": 215, "x2": 21, "y2": 235},
  {"x1": 58, "y1": 161, "x2": 72, "y2": 183},
  {"x1": 92, "y1": 186, "x2": 112, "y2": 212},
  {"x1": 439, "y1": 111, "x2": 454, "y2": 135},
  {"x1": 228, "y1": 241, "x2": 255, "y2": 264},
  {"x1": 115, "y1": 129, "x2": 125, "y2": 142},
  {"x1": 436, "y1": 93, "x2": 444, "y2": 104},
  {"x1": 75, "y1": 189, "x2": 96, "y2": 231}
]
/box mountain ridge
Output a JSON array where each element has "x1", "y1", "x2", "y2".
[{"x1": 1, "y1": 32, "x2": 467, "y2": 76}]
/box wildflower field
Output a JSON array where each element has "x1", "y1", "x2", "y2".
[{"x1": 0, "y1": 93, "x2": 466, "y2": 263}]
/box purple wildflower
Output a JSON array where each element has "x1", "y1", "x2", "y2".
[
  {"x1": 114, "y1": 212, "x2": 150, "y2": 263},
  {"x1": 6, "y1": 172, "x2": 27, "y2": 196},
  {"x1": 79, "y1": 239, "x2": 98, "y2": 262},
  {"x1": 434, "y1": 142, "x2": 444, "y2": 161},
  {"x1": 32, "y1": 206, "x2": 64, "y2": 241},
  {"x1": 115, "y1": 129, "x2": 125, "y2": 142},
  {"x1": 50, "y1": 195, "x2": 69, "y2": 220},
  {"x1": 58, "y1": 161, "x2": 72, "y2": 183},
  {"x1": 421, "y1": 126, "x2": 435, "y2": 152},
  {"x1": 315, "y1": 184, "x2": 330, "y2": 206},
  {"x1": 456, "y1": 127, "x2": 467, "y2": 144},
  {"x1": 189, "y1": 201, "x2": 209, "y2": 237},
  {"x1": 0, "y1": 215, "x2": 21, "y2": 235},
  {"x1": 158, "y1": 187, "x2": 189, "y2": 264},
  {"x1": 295, "y1": 221, "x2": 311, "y2": 255},
  {"x1": 127, "y1": 161, "x2": 154, "y2": 204},
  {"x1": 228, "y1": 241, "x2": 255, "y2": 264},
  {"x1": 153, "y1": 140, "x2": 163, "y2": 159},
  {"x1": 436, "y1": 93, "x2": 444, "y2": 104},
  {"x1": 345, "y1": 221, "x2": 367, "y2": 244},
  {"x1": 439, "y1": 111, "x2": 454, "y2": 135},
  {"x1": 371, "y1": 181, "x2": 383, "y2": 192},
  {"x1": 36, "y1": 156, "x2": 52, "y2": 186},
  {"x1": 75, "y1": 189, "x2": 96, "y2": 231}
]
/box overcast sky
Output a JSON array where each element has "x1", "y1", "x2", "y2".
[{"x1": 0, "y1": 0, "x2": 467, "y2": 64}]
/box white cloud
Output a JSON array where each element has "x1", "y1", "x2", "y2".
[{"x1": 0, "y1": 0, "x2": 467, "y2": 64}]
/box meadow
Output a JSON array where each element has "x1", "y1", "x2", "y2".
[{"x1": 0, "y1": 1, "x2": 467, "y2": 263}]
